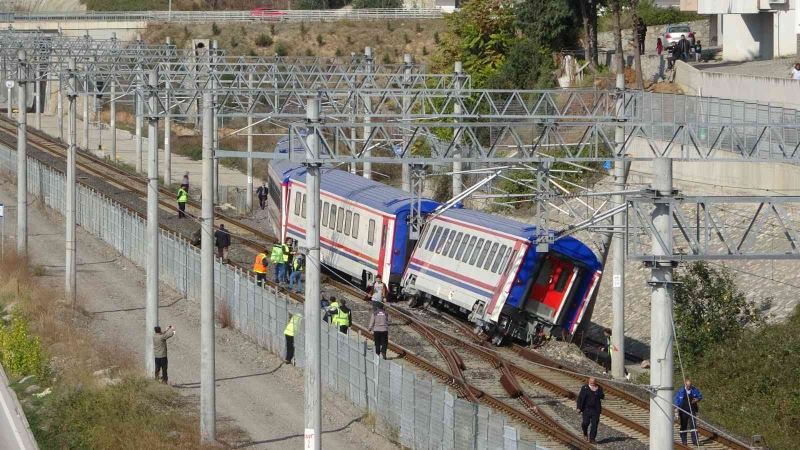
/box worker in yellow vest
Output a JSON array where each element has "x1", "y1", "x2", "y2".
[
  {"x1": 325, "y1": 297, "x2": 341, "y2": 324},
  {"x1": 334, "y1": 299, "x2": 351, "y2": 334},
  {"x1": 253, "y1": 250, "x2": 269, "y2": 287},
  {"x1": 284, "y1": 313, "x2": 302, "y2": 364},
  {"x1": 176, "y1": 186, "x2": 188, "y2": 218}
]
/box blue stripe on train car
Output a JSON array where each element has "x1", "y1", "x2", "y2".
[
  {"x1": 271, "y1": 160, "x2": 440, "y2": 277},
  {"x1": 407, "y1": 263, "x2": 494, "y2": 299}
]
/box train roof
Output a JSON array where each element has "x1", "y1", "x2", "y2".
[
  {"x1": 436, "y1": 208, "x2": 601, "y2": 269},
  {"x1": 271, "y1": 159, "x2": 440, "y2": 215}
]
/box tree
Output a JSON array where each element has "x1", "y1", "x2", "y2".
[
  {"x1": 673, "y1": 262, "x2": 759, "y2": 365},
  {"x1": 578, "y1": 0, "x2": 599, "y2": 70}
]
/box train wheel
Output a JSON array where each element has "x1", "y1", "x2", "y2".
[{"x1": 491, "y1": 332, "x2": 505, "y2": 346}]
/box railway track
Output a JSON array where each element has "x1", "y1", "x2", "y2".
[{"x1": 0, "y1": 117, "x2": 751, "y2": 449}]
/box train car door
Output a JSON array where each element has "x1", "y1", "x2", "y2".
[{"x1": 524, "y1": 254, "x2": 579, "y2": 324}]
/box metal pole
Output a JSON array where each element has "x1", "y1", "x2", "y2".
[
  {"x1": 6, "y1": 85, "x2": 10, "y2": 119},
  {"x1": 110, "y1": 80, "x2": 116, "y2": 162},
  {"x1": 16, "y1": 50, "x2": 27, "y2": 256},
  {"x1": 34, "y1": 65, "x2": 40, "y2": 130},
  {"x1": 83, "y1": 69, "x2": 89, "y2": 150},
  {"x1": 610, "y1": 67, "x2": 627, "y2": 380},
  {"x1": 200, "y1": 83, "x2": 216, "y2": 444},
  {"x1": 57, "y1": 70, "x2": 63, "y2": 141},
  {"x1": 401, "y1": 54, "x2": 411, "y2": 192},
  {"x1": 164, "y1": 37, "x2": 172, "y2": 186},
  {"x1": 246, "y1": 72, "x2": 254, "y2": 211},
  {"x1": 303, "y1": 97, "x2": 322, "y2": 450},
  {"x1": 362, "y1": 47, "x2": 372, "y2": 180},
  {"x1": 452, "y1": 61, "x2": 464, "y2": 196},
  {"x1": 65, "y1": 59, "x2": 77, "y2": 307},
  {"x1": 649, "y1": 157, "x2": 674, "y2": 450},
  {"x1": 135, "y1": 72, "x2": 143, "y2": 173},
  {"x1": 212, "y1": 40, "x2": 220, "y2": 204},
  {"x1": 145, "y1": 68, "x2": 160, "y2": 375}
]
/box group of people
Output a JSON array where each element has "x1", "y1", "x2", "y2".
[
  {"x1": 251, "y1": 237, "x2": 307, "y2": 291},
  {"x1": 577, "y1": 376, "x2": 703, "y2": 446}
]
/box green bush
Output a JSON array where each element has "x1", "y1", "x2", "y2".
[
  {"x1": 211, "y1": 22, "x2": 221, "y2": 36},
  {"x1": 255, "y1": 33, "x2": 273, "y2": 48},
  {"x1": 403, "y1": 32, "x2": 411, "y2": 44},
  {"x1": 274, "y1": 41, "x2": 289, "y2": 57},
  {"x1": 382, "y1": 53, "x2": 391, "y2": 64},
  {"x1": 0, "y1": 310, "x2": 48, "y2": 379},
  {"x1": 335, "y1": 48, "x2": 343, "y2": 57},
  {"x1": 636, "y1": 0, "x2": 702, "y2": 27},
  {"x1": 305, "y1": 48, "x2": 314, "y2": 57},
  {"x1": 316, "y1": 33, "x2": 325, "y2": 46}
]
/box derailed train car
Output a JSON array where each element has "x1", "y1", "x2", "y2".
[{"x1": 267, "y1": 158, "x2": 601, "y2": 344}]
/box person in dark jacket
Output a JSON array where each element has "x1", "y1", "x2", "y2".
[
  {"x1": 214, "y1": 224, "x2": 231, "y2": 262},
  {"x1": 677, "y1": 35, "x2": 691, "y2": 62},
  {"x1": 674, "y1": 378, "x2": 703, "y2": 445},
  {"x1": 368, "y1": 303, "x2": 389, "y2": 359},
  {"x1": 256, "y1": 182, "x2": 268, "y2": 210},
  {"x1": 576, "y1": 377, "x2": 605, "y2": 443},
  {"x1": 635, "y1": 15, "x2": 647, "y2": 54}
]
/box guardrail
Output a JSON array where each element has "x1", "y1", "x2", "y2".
[{"x1": 0, "y1": 8, "x2": 444, "y2": 23}]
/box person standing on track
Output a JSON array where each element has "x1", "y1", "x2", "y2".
[
  {"x1": 576, "y1": 377, "x2": 604, "y2": 443},
  {"x1": 289, "y1": 250, "x2": 305, "y2": 293},
  {"x1": 256, "y1": 182, "x2": 268, "y2": 210},
  {"x1": 334, "y1": 299, "x2": 351, "y2": 334},
  {"x1": 181, "y1": 171, "x2": 189, "y2": 190},
  {"x1": 674, "y1": 378, "x2": 703, "y2": 446},
  {"x1": 153, "y1": 325, "x2": 176, "y2": 384},
  {"x1": 214, "y1": 224, "x2": 231, "y2": 262},
  {"x1": 253, "y1": 249, "x2": 269, "y2": 287},
  {"x1": 270, "y1": 240, "x2": 286, "y2": 284},
  {"x1": 367, "y1": 275, "x2": 389, "y2": 310},
  {"x1": 368, "y1": 303, "x2": 389, "y2": 360},
  {"x1": 284, "y1": 313, "x2": 301, "y2": 364},
  {"x1": 176, "y1": 185, "x2": 188, "y2": 219}
]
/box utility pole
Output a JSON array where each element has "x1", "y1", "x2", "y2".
[
  {"x1": 401, "y1": 54, "x2": 411, "y2": 192},
  {"x1": 83, "y1": 63, "x2": 89, "y2": 150},
  {"x1": 452, "y1": 61, "x2": 463, "y2": 197},
  {"x1": 303, "y1": 97, "x2": 322, "y2": 450},
  {"x1": 135, "y1": 68, "x2": 143, "y2": 172},
  {"x1": 648, "y1": 157, "x2": 674, "y2": 450},
  {"x1": 212, "y1": 40, "x2": 220, "y2": 204},
  {"x1": 362, "y1": 47, "x2": 372, "y2": 180},
  {"x1": 610, "y1": 0, "x2": 628, "y2": 381},
  {"x1": 246, "y1": 72, "x2": 254, "y2": 211},
  {"x1": 65, "y1": 59, "x2": 77, "y2": 307},
  {"x1": 145, "y1": 68, "x2": 160, "y2": 375},
  {"x1": 200, "y1": 83, "x2": 216, "y2": 444},
  {"x1": 164, "y1": 37, "x2": 172, "y2": 186},
  {"x1": 56, "y1": 69, "x2": 63, "y2": 141},
  {"x1": 16, "y1": 49, "x2": 27, "y2": 256},
  {"x1": 110, "y1": 80, "x2": 116, "y2": 162},
  {"x1": 34, "y1": 63, "x2": 41, "y2": 130}
]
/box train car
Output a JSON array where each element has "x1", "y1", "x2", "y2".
[
  {"x1": 401, "y1": 208, "x2": 601, "y2": 344},
  {"x1": 268, "y1": 160, "x2": 439, "y2": 293}
]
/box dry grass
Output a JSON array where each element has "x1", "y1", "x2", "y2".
[
  {"x1": 143, "y1": 19, "x2": 447, "y2": 66},
  {"x1": 216, "y1": 300, "x2": 232, "y2": 329},
  {"x1": 0, "y1": 253, "x2": 243, "y2": 449}
]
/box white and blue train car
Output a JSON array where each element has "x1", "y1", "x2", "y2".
[
  {"x1": 401, "y1": 208, "x2": 602, "y2": 342},
  {"x1": 269, "y1": 160, "x2": 439, "y2": 292}
]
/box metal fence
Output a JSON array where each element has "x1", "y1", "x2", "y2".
[
  {"x1": 0, "y1": 144, "x2": 545, "y2": 450},
  {"x1": 0, "y1": 9, "x2": 444, "y2": 23}
]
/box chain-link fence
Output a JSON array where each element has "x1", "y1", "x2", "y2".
[{"x1": 0, "y1": 144, "x2": 548, "y2": 450}]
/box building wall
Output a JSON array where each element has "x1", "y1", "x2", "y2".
[{"x1": 722, "y1": 13, "x2": 769, "y2": 60}]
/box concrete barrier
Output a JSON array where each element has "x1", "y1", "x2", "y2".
[{"x1": 675, "y1": 61, "x2": 800, "y2": 109}]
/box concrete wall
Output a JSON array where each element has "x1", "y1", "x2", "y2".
[
  {"x1": 722, "y1": 13, "x2": 771, "y2": 60},
  {"x1": 674, "y1": 60, "x2": 800, "y2": 108}
]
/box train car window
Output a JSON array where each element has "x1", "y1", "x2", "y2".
[
  {"x1": 554, "y1": 269, "x2": 571, "y2": 292},
  {"x1": 368, "y1": 219, "x2": 376, "y2": 245},
  {"x1": 455, "y1": 234, "x2": 469, "y2": 260},
  {"x1": 469, "y1": 238, "x2": 485, "y2": 265},
  {"x1": 503, "y1": 249, "x2": 518, "y2": 275},
  {"x1": 461, "y1": 236, "x2": 477, "y2": 262},
  {"x1": 435, "y1": 229, "x2": 451, "y2": 254},
  {"x1": 328, "y1": 206, "x2": 337, "y2": 230},
  {"x1": 336, "y1": 207, "x2": 345, "y2": 232},
  {"x1": 427, "y1": 226, "x2": 442, "y2": 251},
  {"x1": 322, "y1": 202, "x2": 330, "y2": 227},
  {"x1": 475, "y1": 240, "x2": 492, "y2": 267},
  {"x1": 534, "y1": 259, "x2": 554, "y2": 286},
  {"x1": 483, "y1": 242, "x2": 500, "y2": 270},
  {"x1": 352, "y1": 214, "x2": 360, "y2": 239},
  {"x1": 424, "y1": 226, "x2": 437, "y2": 250},
  {"x1": 448, "y1": 232, "x2": 463, "y2": 258},
  {"x1": 301, "y1": 194, "x2": 307, "y2": 218},
  {"x1": 344, "y1": 211, "x2": 353, "y2": 236},
  {"x1": 491, "y1": 245, "x2": 508, "y2": 273},
  {"x1": 293, "y1": 192, "x2": 301, "y2": 216}
]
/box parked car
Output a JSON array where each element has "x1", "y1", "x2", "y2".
[
  {"x1": 250, "y1": 8, "x2": 286, "y2": 21},
  {"x1": 661, "y1": 24, "x2": 696, "y2": 48}
]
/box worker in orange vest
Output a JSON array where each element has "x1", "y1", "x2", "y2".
[{"x1": 253, "y1": 250, "x2": 269, "y2": 287}]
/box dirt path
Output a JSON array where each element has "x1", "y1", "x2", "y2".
[{"x1": 0, "y1": 177, "x2": 396, "y2": 450}]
